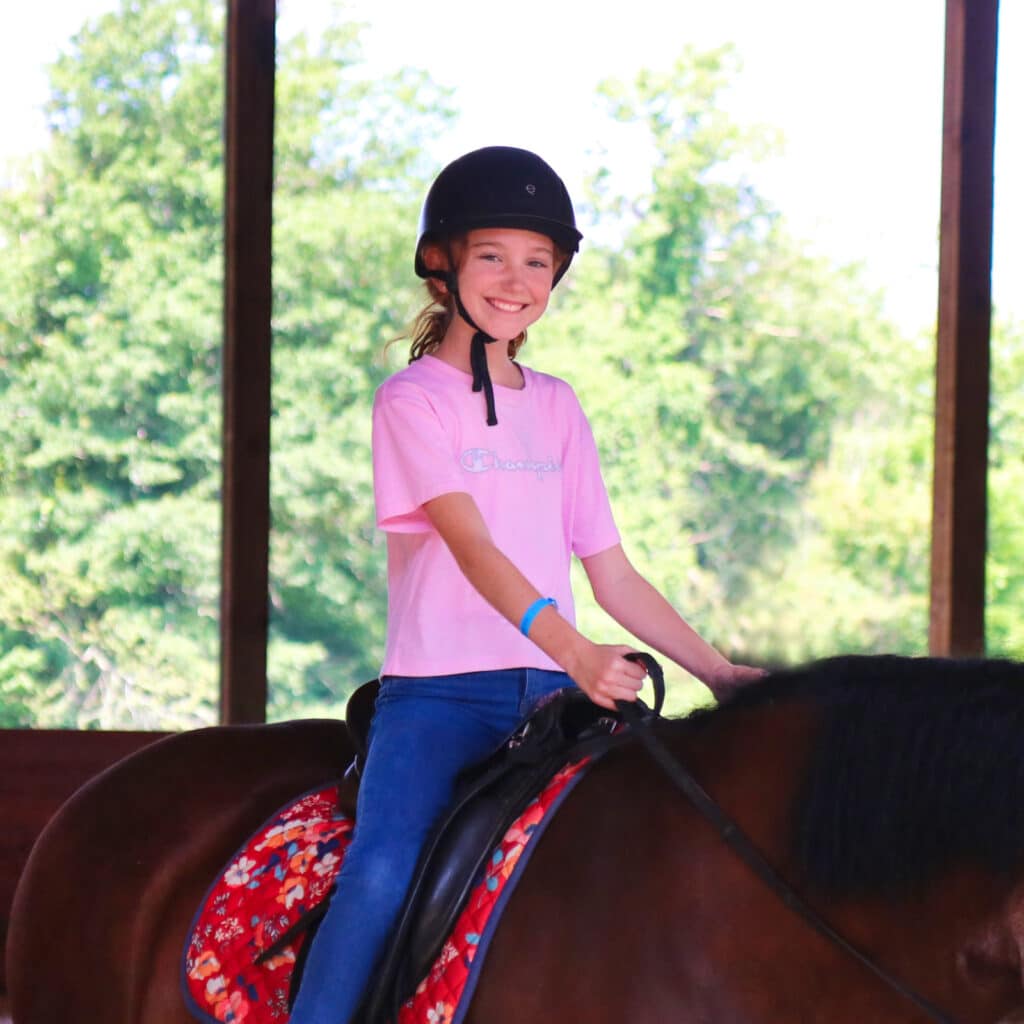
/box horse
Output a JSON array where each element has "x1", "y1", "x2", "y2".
[{"x1": 9, "y1": 654, "x2": 1024, "y2": 1023}]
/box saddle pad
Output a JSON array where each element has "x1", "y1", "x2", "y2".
[
  {"x1": 183, "y1": 785, "x2": 354, "y2": 1022},
  {"x1": 183, "y1": 760, "x2": 589, "y2": 1024}
]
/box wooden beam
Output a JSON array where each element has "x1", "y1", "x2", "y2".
[
  {"x1": 929, "y1": 0, "x2": 999, "y2": 657},
  {"x1": 220, "y1": 0, "x2": 276, "y2": 722}
]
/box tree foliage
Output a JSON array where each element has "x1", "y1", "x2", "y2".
[
  {"x1": 987, "y1": 315, "x2": 1024, "y2": 657},
  {"x1": 0, "y1": 0, "x2": 450, "y2": 726},
  {"x1": 537, "y1": 49, "x2": 937, "y2": 694}
]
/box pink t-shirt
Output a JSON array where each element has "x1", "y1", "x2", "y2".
[{"x1": 372, "y1": 354, "x2": 620, "y2": 676}]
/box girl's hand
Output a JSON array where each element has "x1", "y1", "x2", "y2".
[
  {"x1": 706, "y1": 662, "x2": 768, "y2": 701},
  {"x1": 567, "y1": 641, "x2": 648, "y2": 711}
]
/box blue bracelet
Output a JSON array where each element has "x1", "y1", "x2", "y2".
[{"x1": 519, "y1": 597, "x2": 558, "y2": 636}]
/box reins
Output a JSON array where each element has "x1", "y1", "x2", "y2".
[{"x1": 619, "y1": 653, "x2": 959, "y2": 1024}]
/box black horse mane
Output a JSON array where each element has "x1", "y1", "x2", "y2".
[{"x1": 671, "y1": 654, "x2": 1024, "y2": 898}]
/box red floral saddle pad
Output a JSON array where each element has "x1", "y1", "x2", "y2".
[{"x1": 182, "y1": 758, "x2": 589, "y2": 1024}]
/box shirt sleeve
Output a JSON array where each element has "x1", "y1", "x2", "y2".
[
  {"x1": 372, "y1": 383, "x2": 465, "y2": 533},
  {"x1": 567, "y1": 390, "x2": 621, "y2": 558}
]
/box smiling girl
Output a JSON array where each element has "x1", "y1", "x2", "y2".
[{"x1": 288, "y1": 146, "x2": 763, "y2": 1024}]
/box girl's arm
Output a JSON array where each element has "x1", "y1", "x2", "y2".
[
  {"x1": 422, "y1": 491, "x2": 646, "y2": 710},
  {"x1": 581, "y1": 543, "x2": 764, "y2": 700}
]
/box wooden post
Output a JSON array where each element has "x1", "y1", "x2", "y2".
[
  {"x1": 220, "y1": 0, "x2": 276, "y2": 722},
  {"x1": 929, "y1": 0, "x2": 999, "y2": 657}
]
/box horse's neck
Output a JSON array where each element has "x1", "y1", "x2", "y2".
[
  {"x1": 675, "y1": 701, "x2": 817, "y2": 859},
  {"x1": 678, "y1": 702, "x2": 1024, "y2": 1023}
]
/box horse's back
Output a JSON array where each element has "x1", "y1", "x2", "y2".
[{"x1": 7, "y1": 718, "x2": 353, "y2": 1024}]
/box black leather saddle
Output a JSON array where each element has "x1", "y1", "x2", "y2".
[
  {"x1": 356, "y1": 683, "x2": 633, "y2": 1024},
  {"x1": 272, "y1": 654, "x2": 664, "y2": 1022}
]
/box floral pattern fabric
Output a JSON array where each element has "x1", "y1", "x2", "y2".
[
  {"x1": 183, "y1": 760, "x2": 588, "y2": 1024},
  {"x1": 182, "y1": 786, "x2": 353, "y2": 1023}
]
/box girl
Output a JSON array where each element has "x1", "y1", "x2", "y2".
[{"x1": 289, "y1": 146, "x2": 763, "y2": 1024}]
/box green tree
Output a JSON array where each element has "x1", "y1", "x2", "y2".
[
  {"x1": 0, "y1": 0, "x2": 226, "y2": 728},
  {"x1": 730, "y1": 328, "x2": 936, "y2": 663},
  {"x1": 987, "y1": 315, "x2": 1024, "y2": 657},
  {"x1": 265, "y1": 14, "x2": 451, "y2": 719},
  {"x1": 0, "y1": 0, "x2": 451, "y2": 727},
  {"x1": 536, "y1": 47, "x2": 917, "y2": 690}
]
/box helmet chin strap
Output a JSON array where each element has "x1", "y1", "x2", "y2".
[{"x1": 441, "y1": 271, "x2": 500, "y2": 426}]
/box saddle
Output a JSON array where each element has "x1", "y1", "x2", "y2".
[
  {"x1": 275, "y1": 679, "x2": 643, "y2": 1022},
  {"x1": 273, "y1": 655, "x2": 665, "y2": 1022},
  {"x1": 364, "y1": 685, "x2": 634, "y2": 1024}
]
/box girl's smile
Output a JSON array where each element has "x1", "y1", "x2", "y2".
[{"x1": 487, "y1": 298, "x2": 528, "y2": 313}]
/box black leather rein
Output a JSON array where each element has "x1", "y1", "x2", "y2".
[{"x1": 619, "y1": 653, "x2": 957, "y2": 1024}]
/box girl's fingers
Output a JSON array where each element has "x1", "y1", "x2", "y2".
[
  {"x1": 613, "y1": 651, "x2": 647, "y2": 681},
  {"x1": 600, "y1": 678, "x2": 642, "y2": 702}
]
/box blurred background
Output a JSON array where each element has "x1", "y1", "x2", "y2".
[{"x1": 0, "y1": 0, "x2": 1019, "y2": 725}]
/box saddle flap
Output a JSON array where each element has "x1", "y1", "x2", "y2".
[{"x1": 401, "y1": 758, "x2": 550, "y2": 987}]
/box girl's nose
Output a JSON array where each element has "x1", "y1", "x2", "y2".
[{"x1": 500, "y1": 262, "x2": 526, "y2": 289}]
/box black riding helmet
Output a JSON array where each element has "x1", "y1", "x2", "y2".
[
  {"x1": 414, "y1": 147, "x2": 583, "y2": 426},
  {"x1": 415, "y1": 146, "x2": 583, "y2": 286}
]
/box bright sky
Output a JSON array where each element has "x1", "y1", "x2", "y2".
[{"x1": 2, "y1": 0, "x2": 1019, "y2": 328}]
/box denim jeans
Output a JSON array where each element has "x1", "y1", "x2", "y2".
[{"x1": 288, "y1": 667, "x2": 572, "y2": 1024}]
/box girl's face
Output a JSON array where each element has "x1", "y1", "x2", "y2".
[{"x1": 450, "y1": 228, "x2": 557, "y2": 342}]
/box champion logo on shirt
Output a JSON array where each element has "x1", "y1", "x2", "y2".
[{"x1": 460, "y1": 448, "x2": 562, "y2": 480}]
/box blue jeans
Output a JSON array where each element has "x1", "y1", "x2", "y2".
[{"x1": 289, "y1": 667, "x2": 573, "y2": 1024}]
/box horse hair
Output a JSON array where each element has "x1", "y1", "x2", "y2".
[{"x1": 673, "y1": 654, "x2": 1024, "y2": 899}]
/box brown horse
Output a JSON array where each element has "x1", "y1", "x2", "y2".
[{"x1": 9, "y1": 654, "x2": 1024, "y2": 1023}]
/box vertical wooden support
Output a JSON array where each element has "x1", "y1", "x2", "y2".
[
  {"x1": 220, "y1": 0, "x2": 276, "y2": 722},
  {"x1": 929, "y1": 0, "x2": 999, "y2": 657}
]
